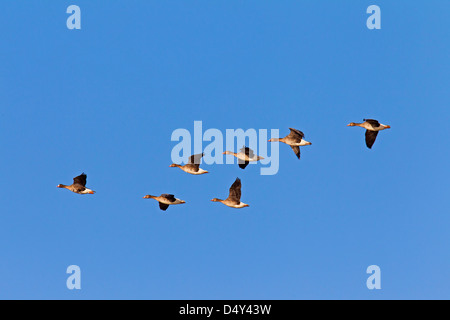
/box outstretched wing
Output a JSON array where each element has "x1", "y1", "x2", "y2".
[
  {"x1": 227, "y1": 178, "x2": 242, "y2": 204},
  {"x1": 159, "y1": 203, "x2": 170, "y2": 211},
  {"x1": 238, "y1": 162, "x2": 249, "y2": 169},
  {"x1": 365, "y1": 130, "x2": 379, "y2": 149},
  {"x1": 240, "y1": 146, "x2": 254, "y2": 158},
  {"x1": 73, "y1": 173, "x2": 87, "y2": 187},
  {"x1": 161, "y1": 194, "x2": 176, "y2": 202},
  {"x1": 290, "y1": 146, "x2": 301, "y2": 159},
  {"x1": 188, "y1": 153, "x2": 204, "y2": 165},
  {"x1": 187, "y1": 153, "x2": 204, "y2": 171},
  {"x1": 287, "y1": 128, "x2": 305, "y2": 140}
]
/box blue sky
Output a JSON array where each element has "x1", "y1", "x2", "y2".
[{"x1": 0, "y1": 1, "x2": 449, "y2": 299}]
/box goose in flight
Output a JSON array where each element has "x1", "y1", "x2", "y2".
[
  {"x1": 143, "y1": 194, "x2": 186, "y2": 211},
  {"x1": 57, "y1": 173, "x2": 95, "y2": 195},
  {"x1": 223, "y1": 146, "x2": 264, "y2": 169},
  {"x1": 268, "y1": 128, "x2": 312, "y2": 159},
  {"x1": 211, "y1": 178, "x2": 249, "y2": 208},
  {"x1": 169, "y1": 153, "x2": 208, "y2": 175},
  {"x1": 347, "y1": 119, "x2": 391, "y2": 149}
]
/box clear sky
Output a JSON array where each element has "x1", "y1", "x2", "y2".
[{"x1": 0, "y1": 1, "x2": 449, "y2": 299}]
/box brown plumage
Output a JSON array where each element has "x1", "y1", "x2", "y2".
[
  {"x1": 268, "y1": 128, "x2": 312, "y2": 159},
  {"x1": 57, "y1": 173, "x2": 95, "y2": 195},
  {"x1": 170, "y1": 153, "x2": 208, "y2": 175},
  {"x1": 211, "y1": 178, "x2": 249, "y2": 208},
  {"x1": 143, "y1": 194, "x2": 186, "y2": 211},
  {"x1": 223, "y1": 147, "x2": 264, "y2": 169},
  {"x1": 347, "y1": 119, "x2": 391, "y2": 149}
]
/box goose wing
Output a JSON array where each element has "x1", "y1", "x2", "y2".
[
  {"x1": 240, "y1": 146, "x2": 254, "y2": 158},
  {"x1": 188, "y1": 153, "x2": 204, "y2": 164},
  {"x1": 227, "y1": 178, "x2": 242, "y2": 204},
  {"x1": 365, "y1": 130, "x2": 379, "y2": 149},
  {"x1": 238, "y1": 162, "x2": 249, "y2": 169},
  {"x1": 290, "y1": 146, "x2": 301, "y2": 159},
  {"x1": 159, "y1": 203, "x2": 170, "y2": 211},
  {"x1": 286, "y1": 128, "x2": 305, "y2": 141},
  {"x1": 161, "y1": 194, "x2": 176, "y2": 203},
  {"x1": 364, "y1": 119, "x2": 380, "y2": 127},
  {"x1": 73, "y1": 173, "x2": 87, "y2": 187},
  {"x1": 187, "y1": 153, "x2": 204, "y2": 171}
]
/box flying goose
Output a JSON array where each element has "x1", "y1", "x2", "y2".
[
  {"x1": 347, "y1": 119, "x2": 391, "y2": 149},
  {"x1": 143, "y1": 194, "x2": 186, "y2": 211},
  {"x1": 223, "y1": 146, "x2": 264, "y2": 169},
  {"x1": 57, "y1": 173, "x2": 95, "y2": 195},
  {"x1": 169, "y1": 153, "x2": 208, "y2": 175},
  {"x1": 268, "y1": 128, "x2": 312, "y2": 159},
  {"x1": 211, "y1": 178, "x2": 249, "y2": 208}
]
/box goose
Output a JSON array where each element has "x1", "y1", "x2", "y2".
[
  {"x1": 211, "y1": 178, "x2": 249, "y2": 208},
  {"x1": 347, "y1": 119, "x2": 391, "y2": 149},
  {"x1": 223, "y1": 146, "x2": 264, "y2": 169},
  {"x1": 57, "y1": 173, "x2": 95, "y2": 195},
  {"x1": 169, "y1": 153, "x2": 208, "y2": 175},
  {"x1": 143, "y1": 194, "x2": 186, "y2": 211},
  {"x1": 268, "y1": 128, "x2": 312, "y2": 159}
]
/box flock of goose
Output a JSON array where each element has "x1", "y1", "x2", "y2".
[{"x1": 57, "y1": 119, "x2": 391, "y2": 211}]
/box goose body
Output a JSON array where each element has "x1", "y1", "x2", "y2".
[
  {"x1": 347, "y1": 119, "x2": 391, "y2": 149},
  {"x1": 211, "y1": 178, "x2": 249, "y2": 208},
  {"x1": 170, "y1": 153, "x2": 208, "y2": 175},
  {"x1": 268, "y1": 128, "x2": 312, "y2": 159},
  {"x1": 57, "y1": 173, "x2": 95, "y2": 195},
  {"x1": 223, "y1": 147, "x2": 264, "y2": 169},
  {"x1": 143, "y1": 194, "x2": 186, "y2": 211},
  {"x1": 287, "y1": 139, "x2": 312, "y2": 147}
]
